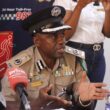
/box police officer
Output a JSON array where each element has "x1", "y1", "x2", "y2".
[{"x1": 2, "y1": 6, "x2": 109, "y2": 110}]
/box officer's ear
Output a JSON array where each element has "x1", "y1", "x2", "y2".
[{"x1": 33, "y1": 33, "x2": 40, "y2": 47}]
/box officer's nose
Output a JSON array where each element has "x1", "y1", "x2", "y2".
[{"x1": 56, "y1": 33, "x2": 65, "y2": 45}]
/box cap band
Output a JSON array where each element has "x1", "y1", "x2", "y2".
[
  {"x1": 42, "y1": 25, "x2": 71, "y2": 33},
  {"x1": 29, "y1": 17, "x2": 62, "y2": 34}
]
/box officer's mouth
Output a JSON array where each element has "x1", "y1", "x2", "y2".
[{"x1": 57, "y1": 47, "x2": 65, "y2": 54}]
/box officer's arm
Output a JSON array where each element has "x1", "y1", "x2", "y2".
[
  {"x1": 30, "y1": 99, "x2": 45, "y2": 110},
  {"x1": 71, "y1": 58, "x2": 94, "y2": 109},
  {"x1": 30, "y1": 84, "x2": 73, "y2": 110}
]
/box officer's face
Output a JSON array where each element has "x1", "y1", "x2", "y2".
[{"x1": 34, "y1": 31, "x2": 65, "y2": 59}]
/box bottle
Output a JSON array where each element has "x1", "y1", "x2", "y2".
[{"x1": 105, "y1": 93, "x2": 110, "y2": 110}]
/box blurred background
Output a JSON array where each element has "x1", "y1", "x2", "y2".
[{"x1": 96, "y1": 38, "x2": 110, "y2": 110}]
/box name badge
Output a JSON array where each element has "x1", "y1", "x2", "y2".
[
  {"x1": 30, "y1": 75, "x2": 43, "y2": 87},
  {"x1": 31, "y1": 80, "x2": 43, "y2": 87}
]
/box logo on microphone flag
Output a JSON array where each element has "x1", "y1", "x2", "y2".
[{"x1": 7, "y1": 68, "x2": 28, "y2": 90}]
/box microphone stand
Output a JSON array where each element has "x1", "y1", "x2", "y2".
[{"x1": 16, "y1": 84, "x2": 31, "y2": 110}]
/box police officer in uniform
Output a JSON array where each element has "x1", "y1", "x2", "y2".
[{"x1": 2, "y1": 6, "x2": 109, "y2": 110}]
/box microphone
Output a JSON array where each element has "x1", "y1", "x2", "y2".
[{"x1": 7, "y1": 68, "x2": 31, "y2": 110}]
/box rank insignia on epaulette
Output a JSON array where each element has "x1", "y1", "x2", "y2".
[
  {"x1": 36, "y1": 60, "x2": 45, "y2": 72},
  {"x1": 7, "y1": 53, "x2": 31, "y2": 67},
  {"x1": 65, "y1": 46, "x2": 85, "y2": 59}
]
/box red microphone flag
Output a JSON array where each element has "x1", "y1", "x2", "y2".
[{"x1": 6, "y1": 68, "x2": 28, "y2": 91}]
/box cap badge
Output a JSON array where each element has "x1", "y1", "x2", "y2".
[{"x1": 51, "y1": 6, "x2": 61, "y2": 17}]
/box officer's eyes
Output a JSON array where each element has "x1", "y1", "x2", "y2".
[
  {"x1": 44, "y1": 32, "x2": 65, "y2": 39},
  {"x1": 53, "y1": 33, "x2": 57, "y2": 37},
  {"x1": 53, "y1": 32, "x2": 65, "y2": 37}
]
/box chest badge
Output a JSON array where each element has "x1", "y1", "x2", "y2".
[
  {"x1": 54, "y1": 65, "x2": 74, "y2": 77},
  {"x1": 14, "y1": 59, "x2": 22, "y2": 65}
]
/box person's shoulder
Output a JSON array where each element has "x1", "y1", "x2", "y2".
[
  {"x1": 64, "y1": 48, "x2": 87, "y2": 71},
  {"x1": 65, "y1": 45, "x2": 85, "y2": 59},
  {"x1": 6, "y1": 46, "x2": 34, "y2": 68},
  {"x1": 64, "y1": 51, "x2": 83, "y2": 63}
]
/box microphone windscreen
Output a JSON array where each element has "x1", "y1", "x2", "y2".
[{"x1": 6, "y1": 68, "x2": 28, "y2": 91}]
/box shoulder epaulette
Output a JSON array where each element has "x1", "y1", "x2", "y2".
[
  {"x1": 65, "y1": 45, "x2": 85, "y2": 59},
  {"x1": 6, "y1": 47, "x2": 33, "y2": 68}
]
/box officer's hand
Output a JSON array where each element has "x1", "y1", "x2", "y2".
[
  {"x1": 78, "y1": 72, "x2": 109, "y2": 102},
  {"x1": 77, "y1": 0, "x2": 92, "y2": 9},
  {"x1": 38, "y1": 84, "x2": 72, "y2": 109},
  {"x1": 102, "y1": 0, "x2": 110, "y2": 12}
]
